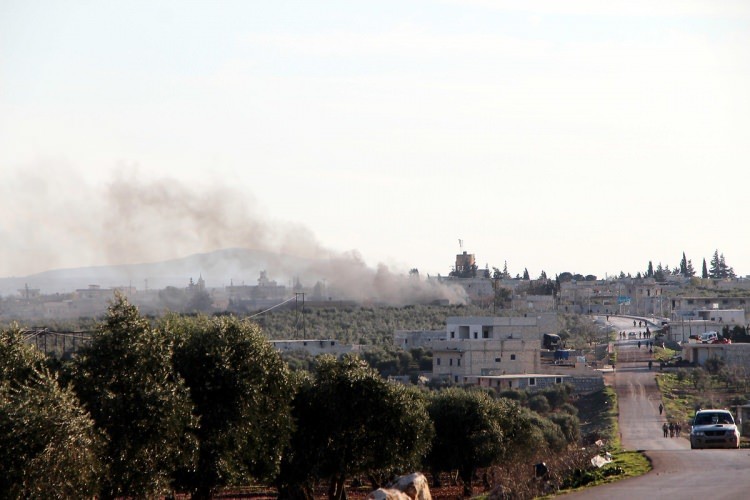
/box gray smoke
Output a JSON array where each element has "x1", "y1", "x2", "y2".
[{"x1": 1, "y1": 166, "x2": 467, "y2": 305}]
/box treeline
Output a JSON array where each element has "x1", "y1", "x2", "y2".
[
  {"x1": 639, "y1": 249, "x2": 737, "y2": 281},
  {"x1": 1, "y1": 294, "x2": 589, "y2": 499},
  {"x1": 252, "y1": 303, "x2": 488, "y2": 344}
]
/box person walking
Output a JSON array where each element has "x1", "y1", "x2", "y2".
[
  {"x1": 669, "y1": 422, "x2": 675, "y2": 438},
  {"x1": 662, "y1": 422, "x2": 669, "y2": 438},
  {"x1": 659, "y1": 403, "x2": 663, "y2": 415}
]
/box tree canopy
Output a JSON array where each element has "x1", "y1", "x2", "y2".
[
  {"x1": 278, "y1": 355, "x2": 433, "y2": 500},
  {"x1": 168, "y1": 314, "x2": 295, "y2": 498},
  {"x1": 70, "y1": 294, "x2": 198, "y2": 499},
  {"x1": 0, "y1": 327, "x2": 103, "y2": 498},
  {"x1": 426, "y1": 388, "x2": 529, "y2": 496}
]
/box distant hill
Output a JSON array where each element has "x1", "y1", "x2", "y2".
[
  {"x1": 0, "y1": 248, "x2": 313, "y2": 296},
  {"x1": 1, "y1": 248, "x2": 468, "y2": 306}
]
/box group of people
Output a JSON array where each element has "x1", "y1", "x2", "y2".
[
  {"x1": 662, "y1": 421, "x2": 682, "y2": 438},
  {"x1": 617, "y1": 330, "x2": 653, "y2": 340},
  {"x1": 659, "y1": 403, "x2": 682, "y2": 437}
]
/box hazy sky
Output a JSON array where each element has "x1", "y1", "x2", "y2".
[{"x1": 1, "y1": 0, "x2": 749, "y2": 281}]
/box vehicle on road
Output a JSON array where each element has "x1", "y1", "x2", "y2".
[
  {"x1": 700, "y1": 331, "x2": 718, "y2": 344},
  {"x1": 690, "y1": 409, "x2": 740, "y2": 449}
]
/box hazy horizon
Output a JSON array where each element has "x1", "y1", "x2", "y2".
[{"x1": 2, "y1": 1, "x2": 748, "y2": 281}]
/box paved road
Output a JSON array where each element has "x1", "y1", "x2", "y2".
[{"x1": 562, "y1": 317, "x2": 750, "y2": 499}]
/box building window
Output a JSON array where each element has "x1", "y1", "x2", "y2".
[
  {"x1": 449, "y1": 359, "x2": 453, "y2": 366},
  {"x1": 331, "y1": 341, "x2": 336, "y2": 346},
  {"x1": 528, "y1": 377, "x2": 536, "y2": 386},
  {"x1": 510, "y1": 354, "x2": 516, "y2": 360},
  {"x1": 457, "y1": 359, "x2": 461, "y2": 366},
  {"x1": 450, "y1": 331, "x2": 455, "y2": 339},
  {"x1": 474, "y1": 332, "x2": 478, "y2": 339},
  {"x1": 495, "y1": 357, "x2": 501, "y2": 363},
  {"x1": 483, "y1": 331, "x2": 489, "y2": 339},
  {"x1": 437, "y1": 358, "x2": 441, "y2": 366},
  {"x1": 555, "y1": 377, "x2": 562, "y2": 384}
]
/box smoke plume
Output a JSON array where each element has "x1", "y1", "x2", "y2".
[{"x1": 1, "y1": 166, "x2": 467, "y2": 305}]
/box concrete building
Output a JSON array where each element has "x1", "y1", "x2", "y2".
[
  {"x1": 682, "y1": 343, "x2": 750, "y2": 370},
  {"x1": 426, "y1": 314, "x2": 604, "y2": 393},
  {"x1": 671, "y1": 296, "x2": 750, "y2": 322},
  {"x1": 270, "y1": 339, "x2": 363, "y2": 358},
  {"x1": 511, "y1": 294, "x2": 556, "y2": 312},
  {"x1": 394, "y1": 330, "x2": 445, "y2": 350}
]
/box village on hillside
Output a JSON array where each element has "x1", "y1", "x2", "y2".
[{"x1": 4, "y1": 249, "x2": 750, "y2": 397}]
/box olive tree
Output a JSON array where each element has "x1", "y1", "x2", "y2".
[
  {"x1": 0, "y1": 327, "x2": 103, "y2": 497},
  {"x1": 277, "y1": 355, "x2": 433, "y2": 500},
  {"x1": 71, "y1": 294, "x2": 198, "y2": 499},
  {"x1": 427, "y1": 388, "x2": 530, "y2": 496},
  {"x1": 167, "y1": 314, "x2": 295, "y2": 498}
]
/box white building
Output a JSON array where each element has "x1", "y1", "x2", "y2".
[
  {"x1": 270, "y1": 339, "x2": 363, "y2": 358},
  {"x1": 426, "y1": 314, "x2": 603, "y2": 392},
  {"x1": 432, "y1": 315, "x2": 553, "y2": 384}
]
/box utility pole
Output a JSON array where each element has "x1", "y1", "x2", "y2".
[{"x1": 295, "y1": 292, "x2": 306, "y2": 339}]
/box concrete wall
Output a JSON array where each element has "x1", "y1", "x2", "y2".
[{"x1": 683, "y1": 343, "x2": 750, "y2": 368}]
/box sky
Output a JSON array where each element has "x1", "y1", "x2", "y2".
[{"x1": 1, "y1": 0, "x2": 749, "y2": 283}]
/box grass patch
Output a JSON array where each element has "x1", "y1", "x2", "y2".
[{"x1": 652, "y1": 346, "x2": 676, "y2": 362}]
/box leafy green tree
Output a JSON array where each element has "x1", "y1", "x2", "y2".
[
  {"x1": 528, "y1": 394, "x2": 551, "y2": 414},
  {"x1": 0, "y1": 328, "x2": 103, "y2": 498},
  {"x1": 685, "y1": 259, "x2": 696, "y2": 277},
  {"x1": 539, "y1": 384, "x2": 573, "y2": 410},
  {"x1": 691, "y1": 367, "x2": 709, "y2": 391},
  {"x1": 704, "y1": 356, "x2": 726, "y2": 375},
  {"x1": 721, "y1": 254, "x2": 736, "y2": 278},
  {"x1": 557, "y1": 272, "x2": 574, "y2": 283},
  {"x1": 427, "y1": 388, "x2": 527, "y2": 496},
  {"x1": 654, "y1": 263, "x2": 666, "y2": 282},
  {"x1": 680, "y1": 252, "x2": 688, "y2": 276},
  {"x1": 548, "y1": 412, "x2": 580, "y2": 444},
  {"x1": 708, "y1": 250, "x2": 723, "y2": 278},
  {"x1": 709, "y1": 250, "x2": 734, "y2": 278},
  {"x1": 519, "y1": 407, "x2": 566, "y2": 452},
  {"x1": 168, "y1": 314, "x2": 295, "y2": 498},
  {"x1": 523, "y1": 268, "x2": 530, "y2": 280},
  {"x1": 71, "y1": 294, "x2": 198, "y2": 499},
  {"x1": 277, "y1": 355, "x2": 433, "y2": 500}
]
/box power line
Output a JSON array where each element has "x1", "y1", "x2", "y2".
[{"x1": 247, "y1": 296, "x2": 297, "y2": 319}]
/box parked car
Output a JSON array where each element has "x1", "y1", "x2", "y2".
[
  {"x1": 700, "y1": 331, "x2": 718, "y2": 344},
  {"x1": 690, "y1": 409, "x2": 740, "y2": 449}
]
